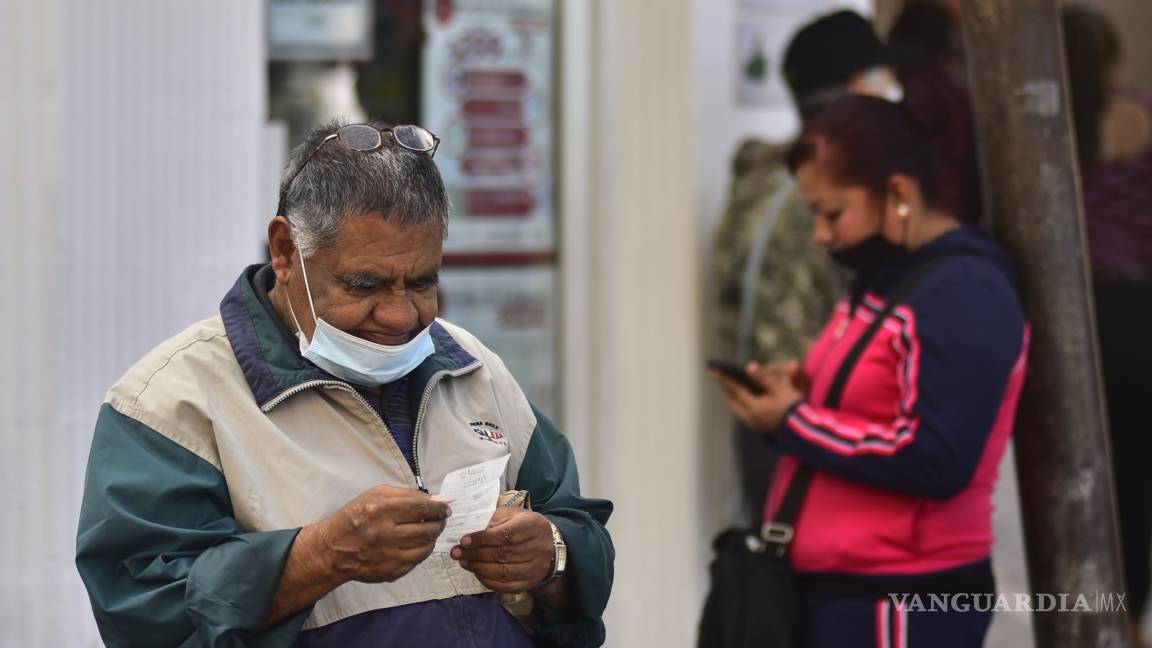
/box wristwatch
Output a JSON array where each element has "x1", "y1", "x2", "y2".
[{"x1": 533, "y1": 520, "x2": 567, "y2": 589}]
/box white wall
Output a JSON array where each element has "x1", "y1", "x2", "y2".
[
  {"x1": 1, "y1": 2, "x2": 272, "y2": 645},
  {"x1": 1, "y1": 1, "x2": 64, "y2": 644}
]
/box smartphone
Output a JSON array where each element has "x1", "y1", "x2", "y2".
[{"x1": 706, "y1": 359, "x2": 764, "y2": 395}]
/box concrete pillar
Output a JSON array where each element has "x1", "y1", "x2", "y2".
[
  {"x1": 960, "y1": 1, "x2": 1131, "y2": 646},
  {"x1": 559, "y1": 0, "x2": 703, "y2": 644}
]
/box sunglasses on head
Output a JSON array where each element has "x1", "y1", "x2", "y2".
[{"x1": 277, "y1": 123, "x2": 441, "y2": 215}]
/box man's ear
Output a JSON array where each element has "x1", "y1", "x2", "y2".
[{"x1": 268, "y1": 216, "x2": 297, "y2": 285}]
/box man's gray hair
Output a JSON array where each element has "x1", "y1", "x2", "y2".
[{"x1": 279, "y1": 119, "x2": 451, "y2": 257}]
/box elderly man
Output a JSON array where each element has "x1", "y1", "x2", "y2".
[{"x1": 76, "y1": 121, "x2": 614, "y2": 647}]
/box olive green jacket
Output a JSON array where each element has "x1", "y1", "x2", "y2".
[{"x1": 713, "y1": 139, "x2": 848, "y2": 364}]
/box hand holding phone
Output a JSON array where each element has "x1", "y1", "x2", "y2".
[
  {"x1": 706, "y1": 359, "x2": 764, "y2": 395},
  {"x1": 711, "y1": 359, "x2": 807, "y2": 432}
]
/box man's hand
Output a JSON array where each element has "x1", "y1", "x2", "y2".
[
  {"x1": 713, "y1": 360, "x2": 805, "y2": 433},
  {"x1": 450, "y1": 507, "x2": 555, "y2": 593},
  {"x1": 259, "y1": 485, "x2": 450, "y2": 630},
  {"x1": 318, "y1": 485, "x2": 451, "y2": 584}
]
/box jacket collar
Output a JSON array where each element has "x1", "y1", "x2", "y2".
[
  {"x1": 220, "y1": 264, "x2": 481, "y2": 410},
  {"x1": 849, "y1": 226, "x2": 1003, "y2": 303}
]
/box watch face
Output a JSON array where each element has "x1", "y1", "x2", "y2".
[
  {"x1": 549, "y1": 521, "x2": 567, "y2": 575},
  {"x1": 555, "y1": 544, "x2": 568, "y2": 573}
]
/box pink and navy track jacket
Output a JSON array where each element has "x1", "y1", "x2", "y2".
[{"x1": 765, "y1": 227, "x2": 1030, "y2": 582}]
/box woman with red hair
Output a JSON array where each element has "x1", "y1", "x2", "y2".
[{"x1": 714, "y1": 95, "x2": 1029, "y2": 647}]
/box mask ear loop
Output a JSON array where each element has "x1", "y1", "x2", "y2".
[
  {"x1": 284, "y1": 245, "x2": 321, "y2": 340},
  {"x1": 285, "y1": 284, "x2": 306, "y2": 337},
  {"x1": 297, "y1": 250, "x2": 320, "y2": 320}
]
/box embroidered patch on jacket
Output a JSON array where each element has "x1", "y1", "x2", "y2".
[{"x1": 469, "y1": 420, "x2": 507, "y2": 446}]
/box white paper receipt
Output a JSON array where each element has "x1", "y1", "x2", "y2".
[{"x1": 434, "y1": 454, "x2": 510, "y2": 552}]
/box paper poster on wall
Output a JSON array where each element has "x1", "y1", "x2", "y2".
[
  {"x1": 736, "y1": 20, "x2": 792, "y2": 108},
  {"x1": 735, "y1": 1, "x2": 876, "y2": 109},
  {"x1": 438, "y1": 265, "x2": 557, "y2": 417},
  {"x1": 422, "y1": 0, "x2": 555, "y2": 254},
  {"x1": 268, "y1": 0, "x2": 374, "y2": 61}
]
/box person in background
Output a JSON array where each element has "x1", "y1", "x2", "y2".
[
  {"x1": 887, "y1": 0, "x2": 981, "y2": 225},
  {"x1": 713, "y1": 10, "x2": 899, "y2": 521},
  {"x1": 1064, "y1": 5, "x2": 1152, "y2": 642},
  {"x1": 714, "y1": 95, "x2": 1029, "y2": 647},
  {"x1": 887, "y1": 0, "x2": 966, "y2": 89}
]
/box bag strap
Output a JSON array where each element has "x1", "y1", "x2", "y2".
[
  {"x1": 824, "y1": 249, "x2": 979, "y2": 409},
  {"x1": 763, "y1": 249, "x2": 981, "y2": 554}
]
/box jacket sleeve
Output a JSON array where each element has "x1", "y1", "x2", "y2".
[
  {"x1": 774, "y1": 276, "x2": 1028, "y2": 500},
  {"x1": 76, "y1": 403, "x2": 312, "y2": 647},
  {"x1": 514, "y1": 405, "x2": 615, "y2": 648}
]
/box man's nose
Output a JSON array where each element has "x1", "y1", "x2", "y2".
[{"x1": 372, "y1": 294, "x2": 419, "y2": 332}]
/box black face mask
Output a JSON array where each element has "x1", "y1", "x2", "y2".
[{"x1": 829, "y1": 233, "x2": 907, "y2": 275}]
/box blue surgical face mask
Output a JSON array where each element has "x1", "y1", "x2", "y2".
[{"x1": 286, "y1": 254, "x2": 435, "y2": 386}]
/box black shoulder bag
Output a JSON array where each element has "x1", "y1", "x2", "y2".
[{"x1": 697, "y1": 252, "x2": 973, "y2": 648}]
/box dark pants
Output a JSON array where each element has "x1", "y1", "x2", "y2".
[
  {"x1": 1096, "y1": 281, "x2": 1152, "y2": 619},
  {"x1": 802, "y1": 591, "x2": 992, "y2": 648}
]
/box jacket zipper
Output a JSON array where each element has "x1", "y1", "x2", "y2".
[
  {"x1": 410, "y1": 362, "x2": 483, "y2": 488},
  {"x1": 261, "y1": 379, "x2": 346, "y2": 411}
]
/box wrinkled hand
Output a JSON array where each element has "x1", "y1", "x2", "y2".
[
  {"x1": 318, "y1": 485, "x2": 451, "y2": 584},
  {"x1": 450, "y1": 507, "x2": 555, "y2": 593},
  {"x1": 712, "y1": 360, "x2": 805, "y2": 433}
]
